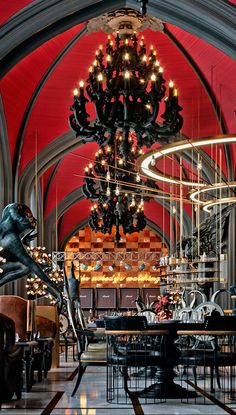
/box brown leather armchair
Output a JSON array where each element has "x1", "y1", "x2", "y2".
[{"x1": 0, "y1": 295, "x2": 30, "y2": 341}]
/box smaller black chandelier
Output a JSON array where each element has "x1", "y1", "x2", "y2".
[{"x1": 83, "y1": 130, "x2": 156, "y2": 242}]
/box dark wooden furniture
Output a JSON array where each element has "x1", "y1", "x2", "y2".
[
  {"x1": 0, "y1": 296, "x2": 43, "y2": 390},
  {"x1": 0, "y1": 313, "x2": 23, "y2": 405}
]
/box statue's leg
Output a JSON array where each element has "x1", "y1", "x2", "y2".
[
  {"x1": 75, "y1": 300, "x2": 86, "y2": 329},
  {"x1": 0, "y1": 262, "x2": 30, "y2": 287}
]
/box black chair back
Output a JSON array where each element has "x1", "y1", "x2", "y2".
[
  {"x1": 204, "y1": 315, "x2": 236, "y2": 330},
  {"x1": 104, "y1": 315, "x2": 148, "y2": 330}
]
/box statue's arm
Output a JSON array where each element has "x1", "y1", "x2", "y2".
[{"x1": 3, "y1": 233, "x2": 62, "y2": 307}]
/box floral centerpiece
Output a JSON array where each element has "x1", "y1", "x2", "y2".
[{"x1": 155, "y1": 290, "x2": 182, "y2": 321}]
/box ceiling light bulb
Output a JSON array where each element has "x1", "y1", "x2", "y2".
[
  {"x1": 124, "y1": 71, "x2": 130, "y2": 79},
  {"x1": 159, "y1": 66, "x2": 163, "y2": 73},
  {"x1": 169, "y1": 80, "x2": 174, "y2": 88},
  {"x1": 73, "y1": 88, "x2": 79, "y2": 96},
  {"x1": 89, "y1": 163, "x2": 93, "y2": 169},
  {"x1": 142, "y1": 55, "x2": 147, "y2": 62},
  {"x1": 174, "y1": 88, "x2": 178, "y2": 96},
  {"x1": 151, "y1": 155, "x2": 156, "y2": 166},
  {"x1": 115, "y1": 185, "x2": 120, "y2": 196},
  {"x1": 106, "y1": 55, "x2": 111, "y2": 62},
  {"x1": 155, "y1": 60, "x2": 160, "y2": 66},
  {"x1": 131, "y1": 194, "x2": 136, "y2": 207},
  {"x1": 97, "y1": 73, "x2": 103, "y2": 82},
  {"x1": 93, "y1": 60, "x2": 98, "y2": 66},
  {"x1": 151, "y1": 73, "x2": 156, "y2": 82},
  {"x1": 124, "y1": 53, "x2": 129, "y2": 60},
  {"x1": 106, "y1": 186, "x2": 111, "y2": 197},
  {"x1": 106, "y1": 170, "x2": 110, "y2": 181},
  {"x1": 118, "y1": 158, "x2": 123, "y2": 165}
]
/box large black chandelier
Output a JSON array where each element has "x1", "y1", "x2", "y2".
[
  {"x1": 69, "y1": 29, "x2": 183, "y2": 242},
  {"x1": 69, "y1": 31, "x2": 182, "y2": 147}
]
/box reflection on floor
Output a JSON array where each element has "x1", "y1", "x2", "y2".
[{"x1": 2, "y1": 349, "x2": 236, "y2": 415}]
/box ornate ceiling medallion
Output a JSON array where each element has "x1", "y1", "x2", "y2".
[{"x1": 86, "y1": 8, "x2": 164, "y2": 36}]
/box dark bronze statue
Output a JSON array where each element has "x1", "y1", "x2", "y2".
[
  {"x1": 65, "y1": 262, "x2": 86, "y2": 330},
  {"x1": 178, "y1": 205, "x2": 232, "y2": 259},
  {"x1": 0, "y1": 203, "x2": 62, "y2": 307}
]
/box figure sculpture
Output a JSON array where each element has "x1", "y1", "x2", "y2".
[
  {"x1": 0, "y1": 203, "x2": 62, "y2": 307},
  {"x1": 66, "y1": 262, "x2": 86, "y2": 330},
  {"x1": 178, "y1": 205, "x2": 232, "y2": 259}
]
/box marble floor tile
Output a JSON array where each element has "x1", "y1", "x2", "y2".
[{"x1": 1, "y1": 351, "x2": 236, "y2": 415}]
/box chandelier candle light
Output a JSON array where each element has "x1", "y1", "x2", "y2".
[{"x1": 69, "y1": 31, "x2": 183, "y2": 241}]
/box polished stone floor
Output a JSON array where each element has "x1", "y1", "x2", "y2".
[{"x1": 2, "y1": 348, "x2": 236, "y2": 415}]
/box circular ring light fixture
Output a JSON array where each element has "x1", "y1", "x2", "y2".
[
  {"x1": 203, "y1": 197, "x2": 236, "y2": 212},
  {"x1": 188, "y1": 182, "x2": 236, "y2": 204},
  {"x1": 137, "y1": 135, "x2": 236, "y2": 187}
]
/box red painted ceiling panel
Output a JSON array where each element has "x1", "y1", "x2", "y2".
[
  {"x1": 59, "y1": 199, "x2": 92, "y2": 244},
  {"x1": 166, "y1": 23, "x2": 236, "y2": 134},
  {"x1": 44, "y1": 142, "x2": 98, "y2": 218},
  {"x1": 1, "y1": 24, "x2": 84, "y2": 161},
  {"x1": 19, "y1": 31, "x2": 106, "y2": 174},
  {"x1": 0, "y1": 0, "x2": 34, "y2": 25}
]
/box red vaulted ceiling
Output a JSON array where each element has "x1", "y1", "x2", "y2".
[{"x1": 0, "y1": 2, "x2": 236, "y2": 246}]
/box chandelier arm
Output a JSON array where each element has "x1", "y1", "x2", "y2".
[{"x1": 68, "y1": 114, "x2": 97, "y2": 140}]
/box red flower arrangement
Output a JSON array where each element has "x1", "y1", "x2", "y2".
[
  {"x1": 154, "y1": 291, "x2": 181, "y2": 321},
  {"x1": 155, "y1": 295, "x2": 173, "y2": 320}
]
